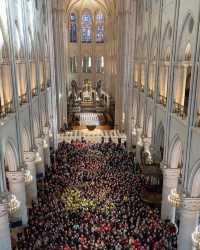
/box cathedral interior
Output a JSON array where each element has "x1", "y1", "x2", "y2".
[{"x1": 0, "y1": 0, "x2": 200, "y2": 249}]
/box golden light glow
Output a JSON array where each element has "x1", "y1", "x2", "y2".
[{"x1": 168, "y1": 189, "x2": 181, "y2": 208}]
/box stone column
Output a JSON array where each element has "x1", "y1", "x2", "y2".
[
  {"x1": 131, "y1": 117, "x2": 137, "y2": 146},
  {"x1": 24, "y1": 152, "x2": 37, "y2": 204},
  {"x1": 179, "y1": 65, "x2": 188, "y2": 107},
  {"x1": 143, "y1": 137, "x2": 153, "y2": 164},
  {"x1": 49, "y1": 129, "x2": 54, "y2": 148},
  {"x1": 0, "y1": 199, "x2": 12, "y2": 250},
  {"x1": 43, "y1": 127, "x2": 51, "y2": 166},
  {"x1": 143, "y1": 137, "x2": 152, "y2": 155},
  {"x1": 178, "y1": 198, "x2": 200, "y2": 250},
  {"x1": 46, "y1": 0, "x2": 59, "y2": 149},
  {"x1": 6, "y1": 171, "x2": 28, "y2": 225},
  {"x1": 136, "y1": 127, "x2": 143, "y2": 163},
  {"x1": 35, "y1": 138, "x2": 45, "y2": 178},
  {"x1": 161, "y1": 165, "x2": 180, "y2": 220}
]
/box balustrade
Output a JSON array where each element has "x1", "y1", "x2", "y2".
[
  {"x1": 19, "y1": 93, "x2": 28, "y2": 105},
  {"x1": 147, "y1": 88, "x2": 154, "y2": 98},
  {"x1": 159, "y1": 95, "x2": 167, "y2": 107},
  {"x1": 173, "y1": 101, "x2": 186, "y2": 118},
  {"x1": 31, "y1": 87, "x2": 38, "y2": 97},
  {"x1": 140, "y1": 84, "x2": 144, "y2": 92},
  {"x1": 0, "y1": 101, "x2": 14, "y2": 119},
  {"x1": 41, "y1": 83, "x2": 46, "y2": 91}
]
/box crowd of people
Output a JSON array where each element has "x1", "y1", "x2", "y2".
[{"x1": 15, "y1": 139, "x2": 177, "y2": 250}]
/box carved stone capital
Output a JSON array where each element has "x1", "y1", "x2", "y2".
[
  {"x1": 161, "y1": 167, "x2": 180, "y2": 181},
  {"x1": 6, "y1": 171, "x2": 24, "y2": 183},
  {"x1": 181, "y1": 197, "x2": 200, "y2": 212},
  {"x1": 24, "y1": 152, "x2": 36, "y2": 163},
  {"x1": 35, "y1": 138, "x2": 44, "y2": 148}
]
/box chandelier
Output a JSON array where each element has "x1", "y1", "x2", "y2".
[
  {"x1": 192, "y1": 226, "x2": 200, "y2": 249},
  {"x1": 168, "y1": 189, "x2": 181, "y2": 208},
  {"x1": 35, "y1": 151, "x2": 42, "y2": 163},
  {"x1": 43, "y1": 139, "x2": 48, "y2": 148},
  {"x1": 24, "y1": 169, "x2": 33, "y2": 184},
  {"x1": 8, "y1": 194, "x2": 20, "y2": 216},
  {"x1": 49, "y1": 130, "x2": 53, "y2": 138}
]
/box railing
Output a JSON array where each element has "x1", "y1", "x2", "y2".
[
  {"x1": 173, "y1": 101, "x2": 186, "y2": 118},
  {"x1": 148, "y1": 88, "x2": 154, "y2": 98},
  {"x1": 0, "y1": 101, "x2": 14, "y2": 119},
  {"x1": 41, "y1": 83, "x2": 46, "y2": 92},
  {"x1": 133, "y1": 82, "x2": 138, "y2": 88},
  {"x1": 4, "y1": 101, "x2": 14, "y2": 113},
  {"x1": 140, "y1": 84, "x2": 144, "y2": 92},
  {"x1": 19, "y1": 93, "x2": 28, "y2": 105},
  {"x1": 47, "y1": 79, "x2": 51, "y2": 88},
  {"x1": 159, "y1": 95, "x2": 167, "y2": 107},
  {"x1": 31, "y1": 87, "x2": 38, "y2": 97}
]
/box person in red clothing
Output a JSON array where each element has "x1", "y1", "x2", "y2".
[{"x1": 63, "y1": 244, "x2": 71, "y2": 250}]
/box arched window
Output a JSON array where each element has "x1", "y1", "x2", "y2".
[
  {"x1": 185, "y1": 43, "x2": 192, "y2": 61},
  {"x1": 70, "y1": 13, "x2": 77, "y2": 42},
  {"x1": 81, "y1": 11, "x2": 92, "y2": 43},
  {"x1": 183, "y1": 43, "x2": 192, "y2": 116},
  {"x1": 70, "y1": 56, "x2": 77, "y2": 73},
  {"x1": 82, "y1": 56, "x2": 92, "y2": 73},
  {"x1": 96, "y1": 56, "x2": 104, "y2": 73},
  {"x1": 96, "y1": 12, "x2": 104, "y2": 43}
]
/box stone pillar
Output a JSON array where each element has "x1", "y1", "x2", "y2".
[
  {"x1": 35, "y1": 138, "x2": 45, "y2": 178},
  {"x1": 180, "y1": 66, "x2": 188, "y2": 107},
  {"x1": 136, "y1": 127, "x2": 143, "y2": 146},
  {"x1": 24, "y1": 152, "x2": 37, "y2": 204},
  {"x1": 161, "y1": 165, "x2": 180, "y2": 220},
  {"x1": 143, "y1": 137, "x2": 151, "y2": 155},
  {"x1": 131, "y1": 117, "x2": 137, "y2": 146},
  {"x1": 0, "y1": 199, "x2": 12, "y2": 250},
  {"x1": 6, "y1": 171, "x2": 28, "y2": 225},
  {"x1": 143, "y1": 137, "x2": 153, "y2": 164},
  {"x1": 43, "y1": 127, "x2": 51, "y2": 166},
  {"x1": 136, "y1": 127, "x2": 143, "y2": 162},
  {"x1": 170, "y1": 206, "x2": 176, "y2": 224},
  {"x1": 48, "y1": 128, "x2": 54, "y2": 148},
  {"x1": 178, "y1": 198, "x2": 200, "y2": 250}
]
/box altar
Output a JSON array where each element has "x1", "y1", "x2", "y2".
[
  {"x1": 82, "y1": 90, "x2": 92, "y2": 102},
  {"x1": 81, "y1": 79, "x2": 93, "y2": 103}
]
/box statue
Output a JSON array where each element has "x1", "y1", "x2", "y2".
[
  {"x1": 96, "y1": 80, "x2": 102, "y2": 100},
  {"x1": 71, "y1": 80, "x2": 78, "y2": 102}
]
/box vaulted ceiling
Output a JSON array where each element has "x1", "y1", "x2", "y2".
[{"x1": 65, "y1": 0, "x2": 116, "y2": 14}]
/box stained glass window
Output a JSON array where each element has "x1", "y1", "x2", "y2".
[
  {"x1": 70, "y1": 13, "x2": 77, "y2": 42},
  {"x1": 81, "y1": 12, "x2": 92, "y2": 42},
  {"x1": 96, "y1": 12, "x2": 104, "y2": 43}
]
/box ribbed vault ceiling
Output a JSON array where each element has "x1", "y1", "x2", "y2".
[{"x1": 65, "y1": 0, "x2": 116, "y2": 14}]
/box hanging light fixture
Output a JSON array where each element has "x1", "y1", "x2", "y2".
[
  {"x1": 20, "y1": 166, "x2": 33, "y2": 184},
  {"x1": 192, "y1": 226, "x2": 200, "y2": 249},
  {"x1": 35, "y1": 151, "x2": 42, "y2": 163},
  {"x1": 49, "y1": 132, "x2": 53, "y2": 138},
  {"x1": 43, "y1": 138, "x2": 48, "y2": 148},
  {"x1": 7, "y1": 194, "x2": 20, "y2": 216},
  {"x1": 168, "y1": 189, "x2": 181, "y2": 208},
  {"x1": 24, "y1": 169, "x2": 33, "y2": 184}
]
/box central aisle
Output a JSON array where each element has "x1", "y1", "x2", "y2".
[{"x1": 16, "y1": 141, "x2": 177, "y2": 250}]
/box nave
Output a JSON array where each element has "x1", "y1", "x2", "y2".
[{"x1": 15, "y1": 140, "x2": 177, "y2": 250}]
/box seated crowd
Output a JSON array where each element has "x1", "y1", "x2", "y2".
[{"x1": 15, "y1": 139, "x2": 177, "y2": 250}]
